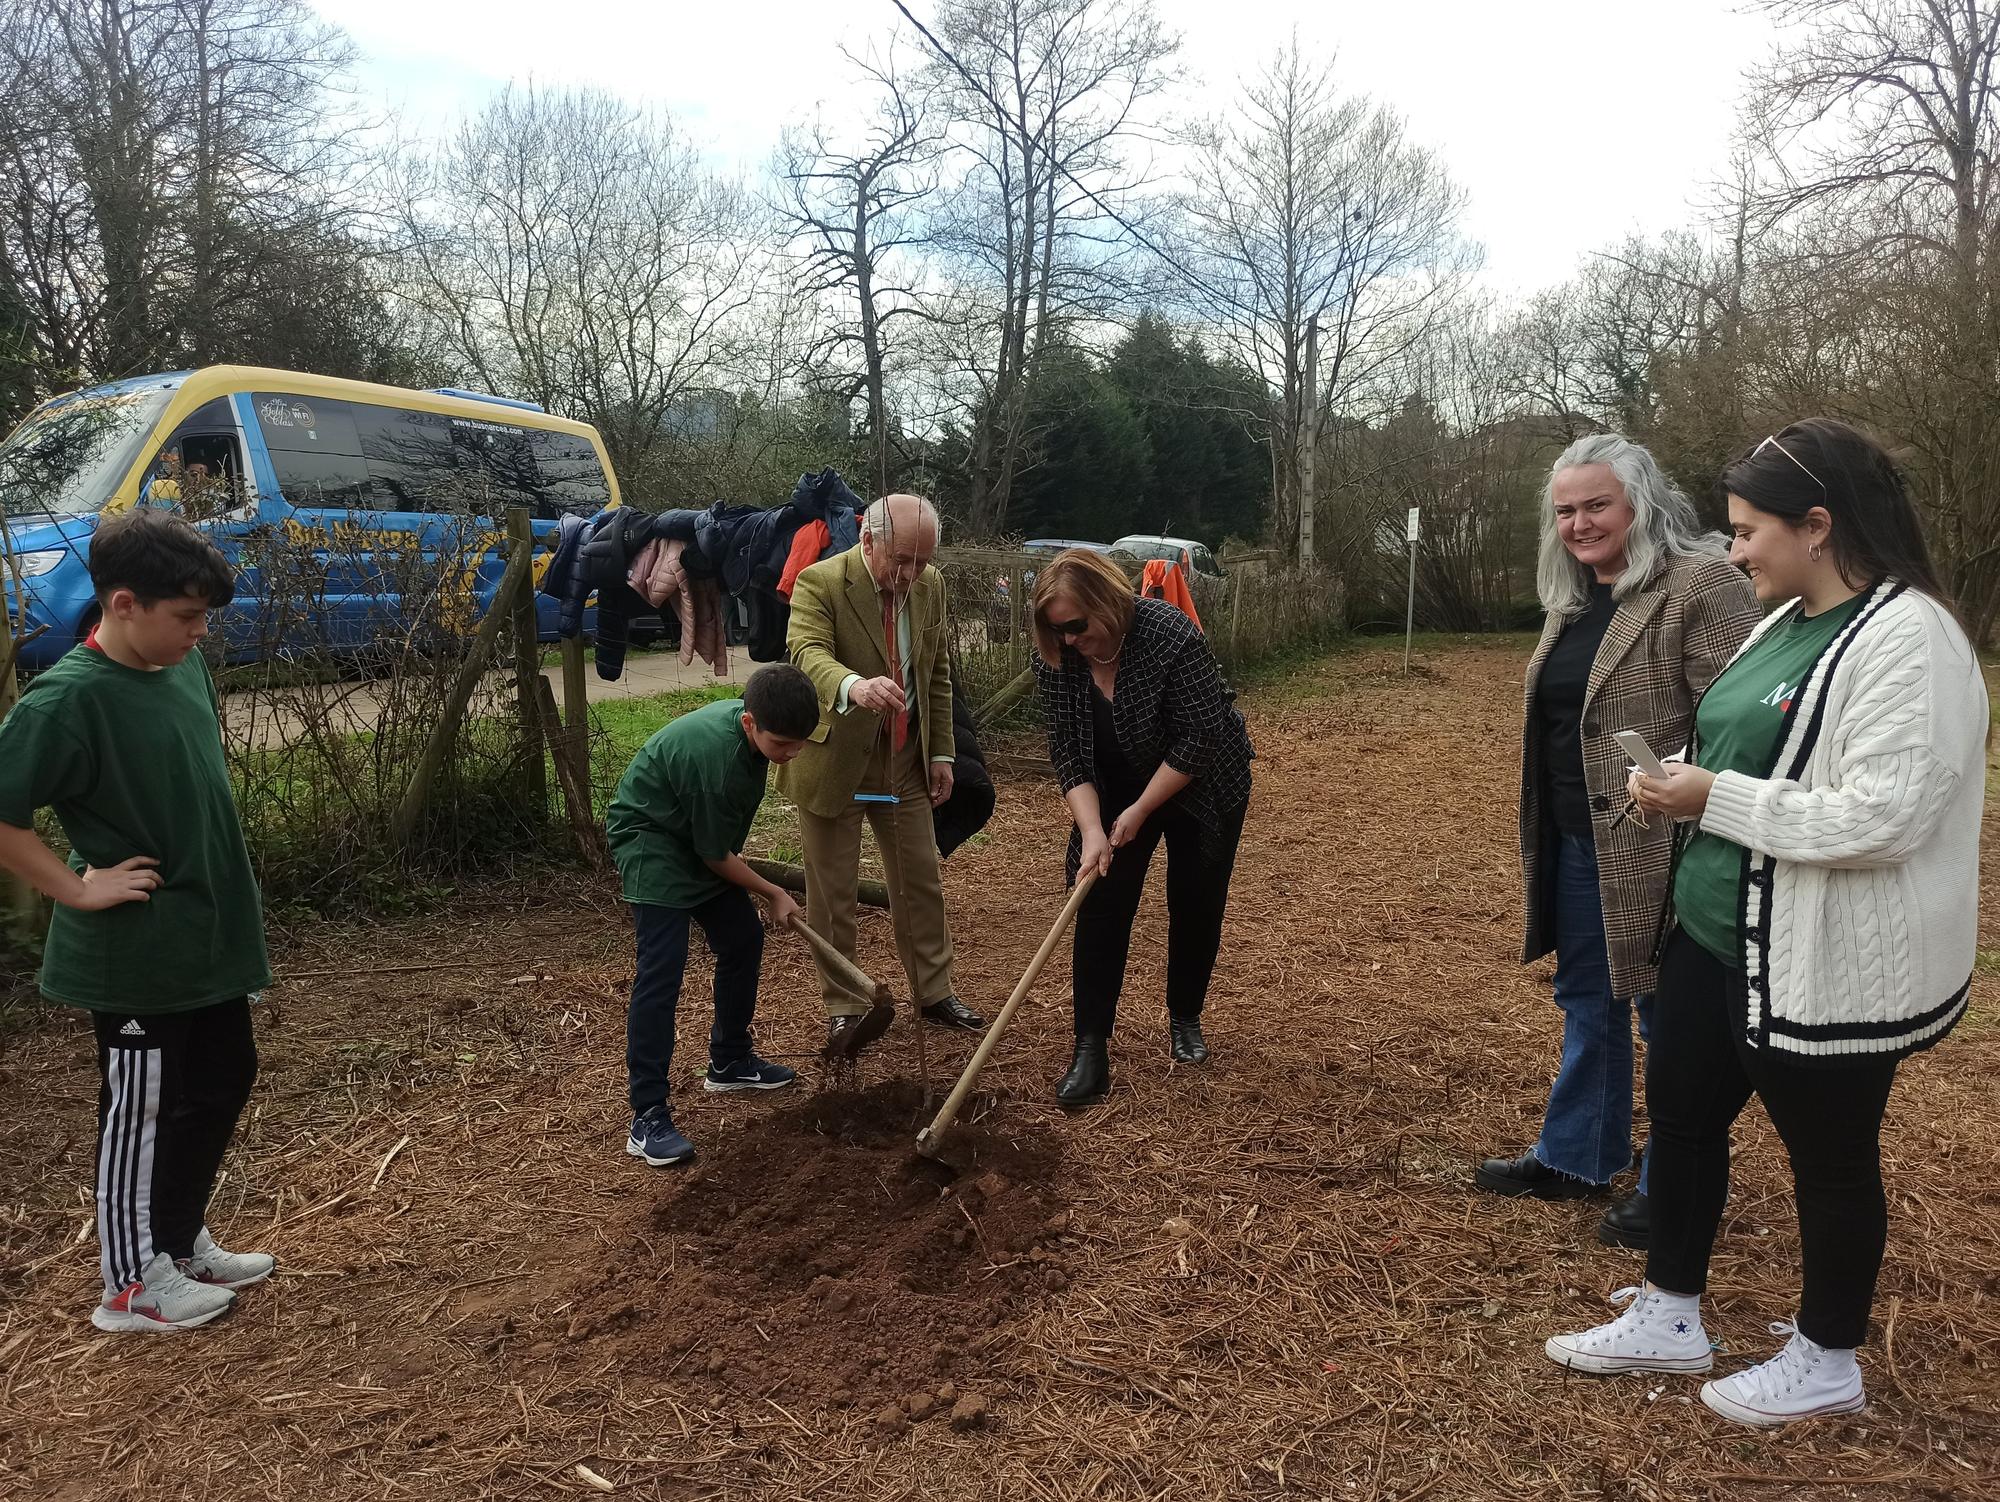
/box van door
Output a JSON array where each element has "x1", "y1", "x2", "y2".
[
  {"x1": 252, "y1": 393, "x2": 376, "y2": 652},
  {"x1": 143, "y1": 396, "x2": 267, "y2": 660}
]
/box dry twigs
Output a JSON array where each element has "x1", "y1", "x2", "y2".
[{"x1": 0, "y1": 644, "x2": 1993, "y2": 1500}]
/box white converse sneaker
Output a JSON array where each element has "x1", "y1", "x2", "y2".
[
  {"x1": 91, "y1": 1252, "x2": 236, "y2": 1332},
  {"x1": 179, "y1": 1227, "x2": 276, "y2": 1289},
  {"x1": 1701, "y1": 1323, "x2": 1866, "y2": 1427},
  {"x1": 1545, "y1": 1285, "x2": 1714, "y2": 1374}
]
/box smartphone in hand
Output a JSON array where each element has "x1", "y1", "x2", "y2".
[{"x1": 1613, "y1": 729, "x2": 1672, "y2": 780}]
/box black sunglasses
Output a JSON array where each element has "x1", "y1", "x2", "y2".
[{"x1": 1044, "y1": 617, "x2": 1089, "y2": 638}]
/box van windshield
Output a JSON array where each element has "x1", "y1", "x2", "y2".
[{"x1": 0, "y1": 388, "x2": 173, "y2": 519}]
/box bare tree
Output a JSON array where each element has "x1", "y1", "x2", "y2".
[
  {"x1": 913, "y1": 0, "x2": 1180, "y2": 537},
  {"x1": 776, "y1": 43, "x2": 940, "y2": 497},
  {"x1": 393, "y1": 85, "x2": 771, "y2": 482},
  {"x1": 0, "y1": 0, "x2": 373, "y2": 399},
  {"x1": 1743, "y1": 0, "x2": 2000, "y2": 636},
  {"x1": 1178, "y1": 39, "x2": 1473, "y2": 566}
]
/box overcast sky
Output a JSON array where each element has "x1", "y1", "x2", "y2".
[{"x1": 316, "y1": 0, "x2": 1774, "y2": 297}]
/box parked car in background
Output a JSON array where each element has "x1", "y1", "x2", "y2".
[
  {"x1": 990, "y1": 538, "x2": 1114, "y2": 642},
  {"x1": 1109, "y1": 533, "x2": 1227, "y2": 578}
]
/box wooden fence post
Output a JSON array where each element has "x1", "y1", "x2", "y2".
[
  {"x1": 506, "y1": 508, "x2": 545, "y2": 812},
  {"x1": 536, "y1": 675, "x2": 608, "y2": 868},
  {"x1": 390, "y1": 541, "x2": 532, "y2": 848},
  {"x1": 1009, "y1": 566, "x2": 1024, "y2": 673},
  {"x1": 562, "y1": 634, "x2": 588, "y2": 778},
  {"x1": 1229, "y1": 571, "x2": 1244, "y2": 668}
]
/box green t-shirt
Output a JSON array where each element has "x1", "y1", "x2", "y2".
[
  {"x1": 606, "y1": 699, "x2": 769, "y2": 910},
  {"x1": 0, "y1": 646, "x2": 270, "y2": 1012},
  {"x1": 1674, "y1": 593, "x2": 1870, "y2": 965}
]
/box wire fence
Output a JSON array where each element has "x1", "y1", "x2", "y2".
[{"x1": 3, "y1": 510, "x2": 1347, "y2": 951}]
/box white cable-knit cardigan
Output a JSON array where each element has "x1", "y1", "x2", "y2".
[{"x1": 1690, "y1": 580, "x2": 1988, "y2": 1061}]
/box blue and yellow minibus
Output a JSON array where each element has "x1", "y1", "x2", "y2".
[{"x1": 0, "y1": 366, "x2": 621, "y2": 667}]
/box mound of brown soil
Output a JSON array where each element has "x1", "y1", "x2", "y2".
[{"x1": 556, "y1": 1080, "x2": 1070, "y2": 1419}]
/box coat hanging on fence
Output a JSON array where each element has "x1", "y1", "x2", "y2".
[
  {"x1": 538, "y1": 470, "x2": 864, "y2": 680},
  {"x1": 1140, "y1": 558, "x2": 1202, "y2": 631}
]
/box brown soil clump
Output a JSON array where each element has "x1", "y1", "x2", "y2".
[{"x1": 553, "y1": 1079, "x2": 1067, "y2": 1414}]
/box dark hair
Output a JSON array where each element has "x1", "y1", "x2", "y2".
[
  {"x1": 742, "y1": 664, "x2": 819, "y2": 740},
  {"x1": 1719, "y1": 419, "x2": 1949, "y2": 604},
  {"x1": 88, "y1": 506, "x2": 235, "y2": 607}
]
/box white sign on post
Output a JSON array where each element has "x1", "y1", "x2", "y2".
[{"x1": 1403, "y1": 507, "x2": 1420, "y2": 676}]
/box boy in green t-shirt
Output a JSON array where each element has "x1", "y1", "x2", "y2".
[
  {"x1": 0, "y1": 508, "x2": 273, "y2": 1332},
  {"x1": 607, "y1": 664, "x2": 819, "y2": 1166}
]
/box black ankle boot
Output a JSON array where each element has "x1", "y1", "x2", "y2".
[
  {"x1": 1598, "y1": 1192, "x2": 1651, "y2": 1250},
  {"x1": 1169, "y1": 1017, "x2": 1209, "y2": 1064},
  {"x1": 1055, "y1": 1036, "x2": 1110, "y2": 1108}
]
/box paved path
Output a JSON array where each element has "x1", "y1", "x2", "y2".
[{"x1": 220, "y1": 644, "x2": 750, "y2": 750}]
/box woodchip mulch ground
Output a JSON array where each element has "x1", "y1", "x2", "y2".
[{"x1": 0, "y1": 640, "x2": 1994, "y2": 1501}]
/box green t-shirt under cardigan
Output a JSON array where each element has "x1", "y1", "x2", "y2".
[{"x1": 1674, "y1": 591, "x2": 1869, "y2": 966}]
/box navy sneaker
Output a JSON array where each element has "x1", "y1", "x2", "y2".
[
  {"x1": 704, "y1": 1054, "x2": 798, "y2": 1093},
  {"x1": 625, "y1": 1106, "x2": 694, "y2": 1166}
]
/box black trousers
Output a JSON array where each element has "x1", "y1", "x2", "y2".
[
  {"x1": 626, "y1": 891, "x2": 764, "y2": 1115},
  {"x1": 1645, "y1": 929, "x2": 1899, "y2": 1349},
  {"x1": 1072, "y1": 794, "x2": 1246, "y2": 1038},
  {"x1": 93, "y1": 997, "x2": 258, "y2": 1295}
]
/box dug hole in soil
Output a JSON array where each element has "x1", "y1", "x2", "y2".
[{"x1": 551, "y1": 1079, "x2": 1069, "y2": 1431}]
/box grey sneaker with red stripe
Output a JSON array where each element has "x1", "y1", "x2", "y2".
[
  {"x1": 179, "y1": 1226, "x2": 275, "y2": 1289},
  {"x1": 91, "y1": 1251, "x2": 236, "y2": 1333}
]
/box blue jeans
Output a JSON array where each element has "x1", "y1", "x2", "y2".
[
  {"x1": 625, "y1": 891, "x2": 764, "y2": 1116},
  {"x1": 1534, "y1": 834, "x2": 1653, "y2": 1190}
]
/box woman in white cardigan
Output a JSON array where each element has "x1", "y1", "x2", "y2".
[{"x1": 1542, "y1": 419, "x2": 1988, "y2": 1428}]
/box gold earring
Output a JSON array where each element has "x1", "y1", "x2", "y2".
[{"x1": 1808, "y1": 543, "x2": 1823, "y2": 562}]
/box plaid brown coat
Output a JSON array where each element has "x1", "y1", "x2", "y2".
[{"x1": 1519, "y1": 553, "x2": 1761, "y2": 999}]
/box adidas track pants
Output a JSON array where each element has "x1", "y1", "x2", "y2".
[{"x1": 92, "y1": 998, "x2": 257, "y2": 1295}]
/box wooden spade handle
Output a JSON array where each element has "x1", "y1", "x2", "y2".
[
  {"x1": 788, "y1": 916, "x2": 891, "y2": 1004},
  {"x1": 916, "y1": 869, "x2": 1098, "y2": 1158}
]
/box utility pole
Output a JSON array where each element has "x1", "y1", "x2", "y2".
[{"x1": 1299, "y1": 317, "x2": 1319, "y2": 566}]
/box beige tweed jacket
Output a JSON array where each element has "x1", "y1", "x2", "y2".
[{"x1": 1518, "y1": 552, "x2": 1761, "y2": 999}]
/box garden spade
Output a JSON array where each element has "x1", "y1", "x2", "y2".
[{"x1": 915, "y1": 869, "x2": 1099, "y2": 1160}]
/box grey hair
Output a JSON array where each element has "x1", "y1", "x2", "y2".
[
  {"x1": 861, "y1": 493, "x2": 939, "y2": 541},
  {"x1": 1536, "y1": 433, "x2": 1725, "y2": 614}
]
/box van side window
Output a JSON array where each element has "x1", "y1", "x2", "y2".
[
  {"x1": 152, "y1": 397, "x2": 246, "y2": 519},
  {"x1": 254, "y1": 393, "x2": 369, "y2": 508},
  {"x1": 449, "y1": 420, "x2": 541, "y2": 515},
  {"x1": 355, "y1": 405, "x2": 453, "y2": 511},
  {"x1": 530, "y1": 430, "x2": 612, "y2": 516}
]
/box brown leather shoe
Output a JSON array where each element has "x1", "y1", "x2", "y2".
[{"x1": 823, "y1": 1003, "x2": 896, "y2": 1061}]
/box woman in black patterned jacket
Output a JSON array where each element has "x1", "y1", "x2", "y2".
[{"x1": 1030, "y1": 549, "x2": 1254, "y2": 1107}]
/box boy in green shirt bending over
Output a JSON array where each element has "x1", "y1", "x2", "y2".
[
  {"x1": 0, "y1": 508, "x2": 273, "y2": 1332},
  {"x1": 607, "y1": 664, "x2": 819, "y2": 1166}
]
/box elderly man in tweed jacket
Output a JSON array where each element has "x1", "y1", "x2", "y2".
[
  {"x1": 777, "y1": 494, "x2": 986, "y2": 1059},
  {"x1": 1478, "y1": 434, "x2": 1760, "y2": 1253}
]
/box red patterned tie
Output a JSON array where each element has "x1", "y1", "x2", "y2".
[{"x1": 881, "y1": 591, "x2": 909, "y2": 752}]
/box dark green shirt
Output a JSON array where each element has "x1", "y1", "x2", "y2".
[
  {"x1": 1674, "y1": 593, "x2": 1869, "y2": 965},
  {"x1": 606, "y1": 699, "x2": 768, "y2": 910},
  {"x1": 0, "y1": 646, "x2": 270, "y2": 1012}
]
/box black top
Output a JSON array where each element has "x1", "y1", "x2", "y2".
[
  {"x1": 1034, "y1": 596, "x2": 1254, "y2": 881},
  {"x1": 1089, "y1": 679, "x2": 1144, "y2": 806},
  {"x1": 1537, "y1": 581, "x2": 1618, "y2": 836}
]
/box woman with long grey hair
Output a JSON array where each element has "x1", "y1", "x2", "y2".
[{"x1": 1476, "y1": 434, "x2": 1759, "y2": 1251}]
